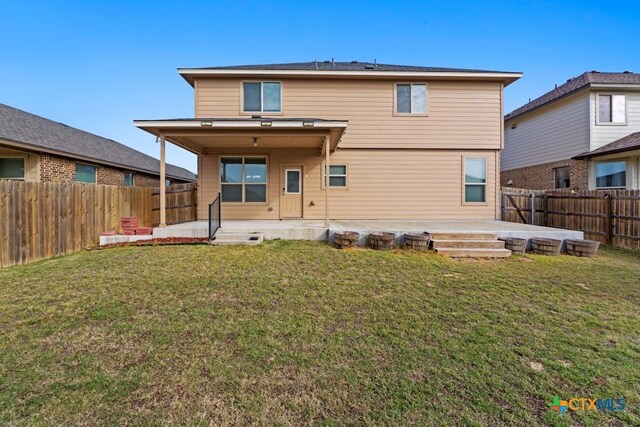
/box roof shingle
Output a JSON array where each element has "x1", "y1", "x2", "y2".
[
  {"x1": 573, "y1": 132, "x2": 640, "y2": 159},
  {"x1": 0, "y1": 103, "x2": 195, "y2": 182},
  {"x1": 506, "y1": 71, "x2": 640, "y2": 120}
]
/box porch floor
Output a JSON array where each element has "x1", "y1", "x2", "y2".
[{"x1": 152, "y1": 219, "x2": 583, "y2": 245}]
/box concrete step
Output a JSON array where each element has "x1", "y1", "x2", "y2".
[
  {"x1": 429, "y1": 232, "x2": 497, "y2": 241},
  {"x1": 436, "y1": 248, "x2": 512, "y2": 258},
  {"x1": 432, "y1": 239, "x2": 505, "y2": 249},
  {"x1": 210, "y1": 233, "x2": 264, "y2": 245}
]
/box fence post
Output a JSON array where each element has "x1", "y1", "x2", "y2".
[
  {"x1": 604, "y1": 193, "x2": 613, "y2": 244},
  {"x1": 542, "y1": 193, "x2": 548, "y2": 227},
  {"x1": 530, "y1": 192, "x2": 535, "y2": 225},
  {"x1": 500, "y1": 191, "x2": 503, "y2": 221}
]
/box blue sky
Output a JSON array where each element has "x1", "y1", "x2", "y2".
[{"x1": 1, "y1": 0, "x2": 638, "y2": 172}]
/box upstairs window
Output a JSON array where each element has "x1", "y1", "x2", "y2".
[
  {"x1": 464, "y1": 158, "x2": 487, "y2": 203},
  {"x1": 396, "y1": 83, "x2": 427, "y2": 114},
  {"x1": 597, "y1": 94, "x2": 626, "y2": 124},
  {"x1": 554, "y1": 166, "x2": 570, "y2": 189},
  {"x1": 595, "y1": 160, "x2": 626, "y2": 189},
  {"x1": 0, "y1": 157, "x2": 25, "y2": 180},
  {"x1": 75, "y1": 163, "x2": 96, "y2": 183},
  {"x1": 243, "y1": 82, "x2": 281, "y2": 113}
]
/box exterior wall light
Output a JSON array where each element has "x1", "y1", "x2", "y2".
[
  {"x1": 303, "y1": 121, "x2": 314, "y2": 127},
  {"x1": 260, "y1": 121, "x2": 272, "y2": 127},
  {"x1": 201, "y1": 120, "x2": 213, "y2": 127}
]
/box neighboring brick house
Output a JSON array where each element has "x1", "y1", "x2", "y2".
[
  {"x1": 502, "y1": 71, "x2": 640, "y2": 190},
  {"x1": 0, "y1": 103, "x2": 196, "y2": 186}
]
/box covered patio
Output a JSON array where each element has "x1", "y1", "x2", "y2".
[{"x1": 134, "y1": 117, "x2": 348, "y2": 229}]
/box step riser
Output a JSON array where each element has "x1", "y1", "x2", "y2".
[
  {"x1": 210, "y1": 233, "x2": 264, "y2": 245},
  {"x1": 436, "y1": 248, "x2": 511, "y2": 258},
  {"x1": 432, "y1": 240, "x2": 505, "y2": 249},
  {"x1": 430, "y1": 233, "x2": 497, "y2": 241}
]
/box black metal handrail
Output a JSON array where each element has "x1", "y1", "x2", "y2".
[{"x1": 208, "y1": 192, "x2": 221, "y2": 239}]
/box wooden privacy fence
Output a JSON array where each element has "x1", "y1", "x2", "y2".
[
  {"x1": 151, "y1": 183, "x2": 198, "y2": 226},
  {"x1": 501, "y1": 187, "x2": 640, "y2": 251},
  {"x1": 0, "y1": 181, "x2": 197, "y2": 268}
]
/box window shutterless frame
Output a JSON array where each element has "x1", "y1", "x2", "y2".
[
  {"x1": 75, "y1": 163, "x2": 97, "y2": 183},
  {"x1": 595, "y1": 93, "x2": 627, "y2": 125},
  {"x1": 394, "y1": 83, "x2": 428, "y2": 116},
  {"x1": 240, "y1": 81, "x2": 283, "y2": 115},
  {"x1": 0, "y1": 156, "x2": 26, "y2": 180},
  {"x1": 219, "y1": 155, "x2": 269, "y2": 203},
  {"x1": 322, "y1": 163, "x2": 348, "y2": 189},
  {"x1": 462, "y1": 156, "x2": 487, "y2": 205}
]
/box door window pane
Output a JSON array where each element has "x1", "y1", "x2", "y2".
[
  {"x1": 243, "y1": 82, "x2": 261, "y2": 112},
  {"x1": 0, "y1": 158, "x2": 25, "y2": 179},
  {"x1": 465, "y1": 185, "x2": 485, "y2": 203},
  {"x1": 221, "y1": 157, "x2": 243, "y2": 183},
  {"x1": 411, "y1": 84, "x2": 426, "y2": 113},
  {"x1": 75, "y1": 164, "x2": 96, "y2": 183},
  {"x1": 245, "y1": 184, "x2": 266, "y2": 202},
  {"x1": 554, "y1": 167, "x2": 570, "y2": 189},
  {"x1": 221, "y1": 185, "x2": 242, "y2": 202},
  {"x1": 596, "y1": 161, "x2": 626, "y2": 188},
  {"x1": 396, "y1": 84, "x2": 411, "y2": 113},
  {"x1": 244, "y1": 158, "x2": 267, "y2": 183},
  {"x1": 286, "y1": 170, "x2": 300, "y2": 193},
  {"x1": 598, "y1": 95, "x2": 612, "y2": 123},
  {"x1": 263, "y1": 82, "x2": 281, "y2": 112}
]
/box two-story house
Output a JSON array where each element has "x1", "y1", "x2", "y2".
[
  {"x1": 135, "y1": 61, "x2": 521, "y2": 226},
  {"x1": 502, "y1": 71, "x2": 640, "y2": 190}
]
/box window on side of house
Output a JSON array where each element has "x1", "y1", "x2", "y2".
[
  {"x1": 323, "y1": 164, "x2": 347, "y2": 187},
  {"x1": 464, "y1": 158, "x2": 487, "y2": 203},
  {"x1": 243, "y1": 82, "x2": 281, "y2": 113},
  {"x1": 75, "y1": 163, "x2": 96, "y2": 183},
  {"x1": 0, "y1": 157, "x2": 25, "y2": 180},
  {"x1": 396, "y1": 83, "x2": 427, "y2": 114},
  {"x1": 597, "y1": 94, "x2": 626, "y2": 124},
  {"x1": 595, "y1": 160, "x2": 627, "y2": 188},
  {"x1": 554, "y1": 166, "x2": 570, "y2": 189},
  {"x1": 124, "y1": 172, "x2": 134, "y2": 187},
  {"x1": 220, "y1": 157, "x2": 267, "y2": 202}
]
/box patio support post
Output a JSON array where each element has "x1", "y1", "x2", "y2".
[
  {"x1": 159, "y1": 135, "x2": 166, "y2": 227},
  {"x1": 324, "y1": 135, "x2": 330, "y2": 227}
]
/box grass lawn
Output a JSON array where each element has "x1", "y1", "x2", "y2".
[{"x1": 0, "y1": 241, "x2": 639, "y2": 426}]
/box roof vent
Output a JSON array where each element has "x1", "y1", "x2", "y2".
[
  {"x1": 591, "y1": 70, "x2": 599, "y2": 73},
  {"x1": 566, "y1": 78, "x2": 572, "y2": 83},
  {"x1": 351, "y1": 60, "x2": 358, "y2": 64},
  {"x1": 364, "y1": 64, "x2": 374, "y2": 69},
  {"x1": 323, "y1": 60, "x2": 330, "y2": 63},
  {"x1": 623, "y1": 70, "x2": 633, "y2": 73}
]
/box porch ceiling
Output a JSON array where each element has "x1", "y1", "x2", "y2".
[{"x1": 134, "y1": 118, "x2": 348, "y2": 154}]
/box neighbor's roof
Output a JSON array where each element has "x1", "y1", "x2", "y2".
[
  {"x1": 0, "y1": 103, "x2": 196, "y2": 182},
  {"x1": 178, "y1": 61, "x2": 522, "y2": 86},
  {"x1": 573, "y1": 131, "x2": 640, "y2": 159},
  {"x1": 506, "y1": 71, "x2": 640, "y2": 121}
]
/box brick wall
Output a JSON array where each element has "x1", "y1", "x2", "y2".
[
  {"x1": 39, "y1": 153, "x2": 171, "y2": 187},
  {"x1": 501, "y1": 158, "x2": 589, "y2": 190}
]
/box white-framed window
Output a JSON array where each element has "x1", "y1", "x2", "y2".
[
  {"x1": 395, "y1": 83, "x2": 427, "y2": 114},
  {"x1": 124, "y1": 172, "x2": 134, "y2": 187},
  {"x1": 220, "y1": 156, "x2": 267, "y2": 202},
  {"x1": 75, "y1": 163, "x2": 96, "y2": 183},
  {"x1": 595, "y1": 160, "x2": 626, "y2": 189},
  {"x1": 243, "y1": 82, "x2": 282, "y2": 113},
  {"x1": 554, "y1": 166, "x2": 570, "y2": 189},
  {"x1": 323, "y1": 164, "x2": 347, "y2": 187},
  {"x1": 597, "y1": 94, "x2": 626, "y2": 124},
  {"x1": 0, "y1": 157, "x2": 25, "y2": 180},
  {"x1": 463, "y1": 157, "x2": 487, "y2": 203}
]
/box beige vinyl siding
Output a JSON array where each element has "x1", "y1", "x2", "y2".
[
  {"x1": 196, "y1": 79, "x2": 502, "y2": 150},
  {"x1": 502, "y1": 92, "x2": 590, "y2": 171},
  {"x1": 590, "y1": 91, "x2": 640, "y2": 150},
  {"x1": 0, "y1": 145, "x2": 39, "y2": 181},
  {"x1": 199, "y1": 148, "x2": 498, "y2": 220}
]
